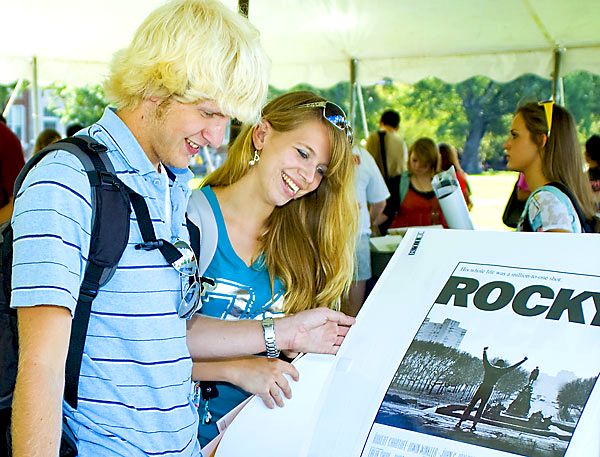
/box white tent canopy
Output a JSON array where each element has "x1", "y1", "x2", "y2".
[{"x1": 2, "y1": 0, "x2": 599, "y2": 89}]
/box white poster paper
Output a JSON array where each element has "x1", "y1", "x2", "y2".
[{"x1": 215, "y1": 229, "x2": 600, "y2": 457}]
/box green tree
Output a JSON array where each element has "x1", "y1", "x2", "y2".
[
  {"x1": 266, "y1": 71, "x2": 600, "y2": 173},
  {"x1": 0, "y1": 84, "x2": 12, "y2": 111},
  {"x1": 563, "y1": 71, "x2": 600, "y2": 142},
  {"x1": 457, "y1": 74, "x2": 551, "y2": 173},
  {"x1": 0, "y1": 81, "x2": 28, "y2": 115},
  {"x1": 361, "y1": 78, "x2": 403, "y2": 140},
  {"x1": 48, "y1": 83, "x2": 108, "y2": 127},
  {"x1": 394, "y1": 77, "x2": 467, "y2": 150}
]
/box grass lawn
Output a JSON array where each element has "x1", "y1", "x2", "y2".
[{"x1": 468, "y1": 171, "x2": 519, "y2": 231}]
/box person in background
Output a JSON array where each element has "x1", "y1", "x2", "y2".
[
  {"x1": 438, "y1": 143, "x2": 473, "y2": 210},
  {"x1": 187, "y1": 90, "x2": 357, "y2": 445},
  {"x1": 389, "y1": 138, "x2": 448, "y2": 229},
  {"x1": 584, "y1": 134, "x2": 600, "y2": 215},
  {"x1": 66, "y1": 123, "x2": 84, "y2": 137},
  {"x1": 33, "y1": 128, "x2": 62, "y2": 154},
  {"x1": 366, "y1": 110, "x2": 408, "y2": 234},
  {"x1": 0, "y1": 117, "x2": 26, "y2": 225},
  {"x1": 345, "y1": 145, "x2": 389, "y2": 317},
  {"x1": 366, "y1": 110, "x2": 407, "y2": 183},
  {"x1": 516, "y1": 172, "x2": 531, "y2": 202},
  {"x1": 503, "y1": 102, "x2": 596, "y2": 232}
]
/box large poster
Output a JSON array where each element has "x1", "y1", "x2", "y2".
[
  {"x1": 363, "y1": 263, "x2": 598, "y2": 457},
  {"x1": 214, "y1": 230, "x2": 600, "y2": 457}
]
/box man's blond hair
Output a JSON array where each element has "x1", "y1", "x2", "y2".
[{"x1": 104, "y1": 0, "x2": 270, "y2": 123}]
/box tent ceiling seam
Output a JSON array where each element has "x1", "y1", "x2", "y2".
[{"x1": 522, "y1": 0, "x2": 555, "y2": 46}]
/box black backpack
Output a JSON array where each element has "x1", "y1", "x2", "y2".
[
  {"x1": 0, "y1": 136, "x2": 189, "y2": 456},
  {"x1": 0, "y1": 136, "x2": 133, "y2": 456}
]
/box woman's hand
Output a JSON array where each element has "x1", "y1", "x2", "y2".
[
  {"x1": 192, "y1": 357, "x2": 299, "y2": 409},
  {"x1": 229, "y1": 357, "x2": 299, "y2": 408}
]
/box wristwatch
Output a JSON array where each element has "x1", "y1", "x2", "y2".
[{"x1": 261, "y1": 317, "x2": 280, "y2": 358}]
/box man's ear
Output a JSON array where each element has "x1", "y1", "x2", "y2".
[
  {"x1": 252, "y1": 120, "x2": 271, "y2": 150},
  {"x1": 140, "y1": 97, "x2": 162, "y2": 114}
]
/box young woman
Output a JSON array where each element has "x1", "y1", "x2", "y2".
[
  {"x1": 186, "y1": 91, "x2": 357, "y2": 444},
  {"x1": 389, "y1": 137, "x2": 448, "y2": 229},
  {"x1": 503, "y1": 102, "x2": 596, "y2": 232}
]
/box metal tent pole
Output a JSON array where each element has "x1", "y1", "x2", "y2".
[
  {"x1": 2, "y1": 77, "x2": 25, "y2": 118},
  {"x1": 349, "y1": 58, "x2": 358, "y2": 130},
  {"x1": 32, "y1": 56, "x2": 40, "y2": 142},
  {"x1": 349, "y1": 58, "x2": 369, "y2": 142},
  {"x1": 552, "y1": 47, "x2": 564, "y2": 105},
  {"x1": 357, "y1": 83, "x2": 369, "y2": 141}
]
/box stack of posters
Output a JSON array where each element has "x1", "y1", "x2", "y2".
[{"x1": 214, "y1": 229, "x2": 600, "y2": 457}]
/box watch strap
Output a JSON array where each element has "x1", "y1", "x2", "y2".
[{"x1": 261, "y1": 317, "x2": 280, "y2": 358}]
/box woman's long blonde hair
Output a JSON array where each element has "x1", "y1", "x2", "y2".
[{"x1": 203, "y1": 91, "x2": 358, "y2": 313}]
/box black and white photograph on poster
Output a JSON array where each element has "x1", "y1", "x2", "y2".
[{"x1": 363, "y1": 262, "x2": 600, "y2": 457}]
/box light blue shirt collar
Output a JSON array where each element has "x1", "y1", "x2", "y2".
[{"x1": 92, "y1": 107, "x2": 194, "y2": 185}]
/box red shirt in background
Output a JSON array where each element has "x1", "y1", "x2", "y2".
[
  {"x1": 0, "y1": 122, "x2": 25, "y2": 208},
  {"x1": 390, "y1": 185, "x2": 448, "y2": 229}
]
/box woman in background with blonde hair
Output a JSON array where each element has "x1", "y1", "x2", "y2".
[
  {"x1": 33, "y1": 128, "x2": 61, "y2": 154},
  {"x1": 187, "y1": 90, "x2": 357, "y2": 444},
  {"x1": 389, "y1": 137, "x2": 448, "y2": 229}
]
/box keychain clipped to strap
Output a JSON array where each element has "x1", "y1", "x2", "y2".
[{"x1": 197, "y1": 381, "x2": 219, "y2": 424}]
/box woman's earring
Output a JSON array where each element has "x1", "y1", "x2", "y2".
[{"x1": 249, "y1": 150, "x2": 260, "y2": 166}]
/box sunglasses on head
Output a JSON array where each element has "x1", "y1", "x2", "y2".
[
  {"x1": 538, "y1": 100, "x2": 554, "y2": 137},
  {"x1": 302, "y1": 101, "x2": 353, "y2": 145}
]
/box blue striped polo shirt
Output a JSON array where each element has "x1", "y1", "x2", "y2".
[{"x1": 11, "y1": 108, "x2": 202, "y2": 456}]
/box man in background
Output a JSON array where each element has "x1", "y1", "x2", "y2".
[
  {"x1": 366, "y1": 110, "x2": 407, "y2": 234},
  {"x1": 366, "y1": 109, "x2": 407, "y2": 188}
]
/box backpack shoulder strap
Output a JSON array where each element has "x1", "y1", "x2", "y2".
[
  {"x1": 187, "y1": 188, "x2": 218, "y2": 276},
  {"x1": 378, "y1": 131, "x2": 389, "y2": 182},
  {"x1": 22, "y1": 136, "x2": 132, "y2": 409},
  {"x1": 546, "y1": 182, "x2": 595, "y2": 233},
  {"x1": 14, "y1": 136, "x2": 112, "y2": 195}
]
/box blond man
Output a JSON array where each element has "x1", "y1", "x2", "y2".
[{"x1": 10, "y1": 1, "x2": 353, "y2": 456}]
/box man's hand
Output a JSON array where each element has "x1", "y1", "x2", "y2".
[{"x1": 275, "y1": 308, "x2": 355, "y2": 356}]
